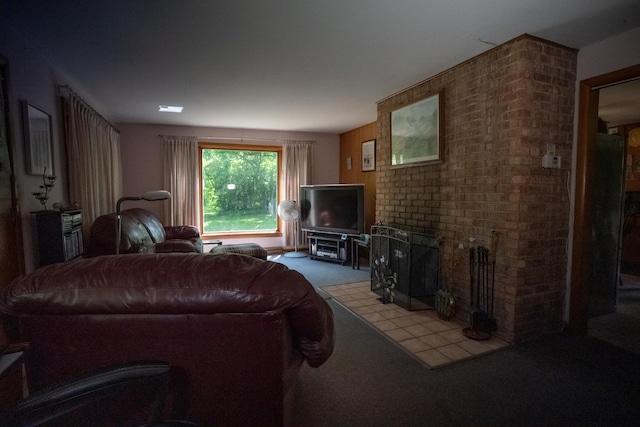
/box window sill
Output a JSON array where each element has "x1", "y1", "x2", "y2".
[{"x1": 202, "y1": 231, "x2": 282, "y2": 239}]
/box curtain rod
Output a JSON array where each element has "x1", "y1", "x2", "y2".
[
  {"x1": 158, "y1": 134, "x2": 316, "y2": 144},
  {"x1": 58, "y1": 85, "x2": 120, "y2": 133}
]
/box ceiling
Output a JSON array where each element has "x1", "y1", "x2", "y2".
[
  {"x1": 599, "y1": 79, "x2": 640, "y2": 128},
  {"x1": 2, "y1": 0, "x2": 640, "y2": 134}
]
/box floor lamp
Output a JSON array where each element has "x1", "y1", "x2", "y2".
[{"x1": 115, "y1": 190, "x2": 171, "y2": 255}]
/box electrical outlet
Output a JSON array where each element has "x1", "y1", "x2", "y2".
[
  {"x1": 546, "y1": 143, "x2": 556, "y2": 156},
  {"x1": 542, "y1": 154, "x2": 561, "y2": 169}
]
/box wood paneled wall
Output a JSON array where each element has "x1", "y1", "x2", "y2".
[{"x1": 339, "y1": 122, "x2": 376, "y2": 234}]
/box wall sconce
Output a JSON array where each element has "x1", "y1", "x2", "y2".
[
  {"x1": 31, "y1": 167, "x2": 56, "y2": 210},
  {"x1": 115, "y1": 190, "x2": 171, "y2": 255}
]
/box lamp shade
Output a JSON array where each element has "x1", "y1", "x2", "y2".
[{"x1": 141, "y1": 190, "x2": 171, "y2": 201}]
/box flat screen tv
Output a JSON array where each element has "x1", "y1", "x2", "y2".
[{"x1": 299, "y1": 184, "x2": 365, "y2": 236}]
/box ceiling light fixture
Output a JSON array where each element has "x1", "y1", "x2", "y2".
[{"x1": 158, "y1": 105, "x2": 183, "y2": 113}]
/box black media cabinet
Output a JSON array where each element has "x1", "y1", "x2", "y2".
[
  {"x1": 31, "y1": 209, "x2": 83, "y2": 267},
  {"x1": 307, "y1": 233, "x2": 350, "y2": 265}
]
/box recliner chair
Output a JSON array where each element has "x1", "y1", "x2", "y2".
[{"x1": 86, "y1": 208, "x2": 203, "y2": 256}]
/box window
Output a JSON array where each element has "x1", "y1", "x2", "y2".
[{"x1": 199, "y1": 143, "x2": 281, "y2": 236}]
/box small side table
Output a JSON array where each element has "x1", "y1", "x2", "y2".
[
  {"x1": 351, "y1": 238, "x2": 369, "y2": 270},
  {"x1": 202, "y1": 239, "x2": 223, "y2": 248}
]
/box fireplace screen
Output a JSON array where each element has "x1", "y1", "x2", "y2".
[{"x1": 370, "y1": 226, "x2": 441, "y2": 310}]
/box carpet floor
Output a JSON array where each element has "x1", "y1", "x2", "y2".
[
  {"x1": 293, "y1": 299, "x2": 640, "y2": 427},
  {"x1": 268, "y1": 253, "x2": 370, "y2": 288},
  {"x1": 272, "y1": 255, "x2": 640, "y2": 426}
]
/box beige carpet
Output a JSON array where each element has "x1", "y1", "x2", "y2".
[{"x1": 321, "y1": 281, "x2": 510, "y2": 368}]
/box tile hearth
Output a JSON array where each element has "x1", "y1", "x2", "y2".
[{"x1": 322, "y1": 281, "x2": 510, "y2": 368}]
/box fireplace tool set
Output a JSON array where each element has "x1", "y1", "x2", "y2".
[{"x1": 462, "y1": 245, "x2": 497, "y2": 340}]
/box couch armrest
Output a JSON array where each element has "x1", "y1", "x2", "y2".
[
  {"x1": 295, "y1": 297, "x2": 335, "y2": 368},
  {"x1": 164, "y1": 225, "x2": 200, "y2": 240},
  {"x1": 11, "y1": 362, "x2": 174, "y2": 426},
  {"x1": 156, "y1": 240, "x2": 201, "y2": 253}
]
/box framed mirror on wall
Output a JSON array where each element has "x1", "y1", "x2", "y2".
[{"x1": 22, "y1": 101, "x2": 53, "y2": 176}]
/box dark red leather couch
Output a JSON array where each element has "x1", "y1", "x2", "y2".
[
  {"x1": 86, "y1": 208, "x2": 203, "y2": 256},
  {"x1": 1, "y1": 253, "x2": 335, "y2": 426}
]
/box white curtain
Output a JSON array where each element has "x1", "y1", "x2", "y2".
[
  {"x1": 63, "y1": 91, "x2": 122, "y2": 236},
  {"x1": 161, "y1": 136, "x2": 200, "y2": 228},
  {"x1": 282, "y1": 140, "x2": 313, "y2": 249}
]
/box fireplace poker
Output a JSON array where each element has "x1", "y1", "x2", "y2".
[
  {"x1": 469, "y1": 246, "x2": 475, "y2": 316},
  {"x1": 487, "y1": 232, "x2": 498, "y2": 331},
  {"x1": 473, "y1": 245, "x2": 490, "y2": 333},
  {"x1": 483, "y1": 246, "x2": 489, "y2": 315}
]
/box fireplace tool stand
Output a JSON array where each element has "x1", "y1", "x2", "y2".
[{"x1": 463, "y1": 245, "x2": 496, "y2": 340}]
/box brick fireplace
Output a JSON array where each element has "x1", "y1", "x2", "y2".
[
  {"x1": 374, "y1": 34, "x2": 577, "y2": 343},
  {"x1": 370, "y1": 225, "x2": 441, "y2": 311}
]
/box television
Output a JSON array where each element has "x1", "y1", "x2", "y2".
[{"x1": 299, "y1": 184, "x2": 365, "y2": 236}]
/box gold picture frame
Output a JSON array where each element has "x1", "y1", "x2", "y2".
[{"x1": 391, "y1": 90, "x2": 443, "y2": 167}]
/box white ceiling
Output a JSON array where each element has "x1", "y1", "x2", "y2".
[
  {"x1": 599, "y1": 79, "x2": 640, "y2": 128},
  {"x1": 2, "y1": 0, "x2": 640, "y2": 134}
]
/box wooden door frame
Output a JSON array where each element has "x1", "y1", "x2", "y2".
[
  {"x1": 0, "y1": 53, "x2": 24, "y2": 279},
  {"x1": 0, "y1": 53, "x2": 24, "y2": 344},
  {"x1": 569, "y1": 64, "x2": 640, "y2": 333}
]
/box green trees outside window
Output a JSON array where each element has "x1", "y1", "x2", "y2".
[{"x1": 201, "y1": 146, "x2": 279, "y2": 233}]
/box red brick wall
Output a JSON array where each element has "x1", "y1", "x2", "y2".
[{"x1": 375, "y1": 35, "x2": 577, "y2": 343}]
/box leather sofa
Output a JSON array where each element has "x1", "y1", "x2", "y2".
[
  {"x1": 1, "y1": 253, "x2": 335, "y2": 426},
  {"x1": 86, "y1": 208, "x2": 203, "y2": 256}
]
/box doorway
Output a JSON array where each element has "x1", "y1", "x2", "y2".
[
  {"x1": 0, "y1": 53, "x2": 24, "y2": 345},
  {"x1": 571, "y1": 64, "x2": 640, "y2": 356},
  {"x1": 0, "y1": 54, "x2": 22, "y2": 287},
  {"x1": 588, "y1": 78, "x2": 640, "y2": 355}
]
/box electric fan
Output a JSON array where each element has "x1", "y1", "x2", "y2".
[{"x1": 277, "y1": 200, "x2": 307, "y2": 258}]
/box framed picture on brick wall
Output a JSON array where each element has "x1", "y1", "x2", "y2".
[{"x1": 391, "y1": 90, "x2": 443, "y2": 167}]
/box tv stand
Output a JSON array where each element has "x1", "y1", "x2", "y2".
[{"x1": 307, "y1": 233, "x2": 350, "y2": 265}]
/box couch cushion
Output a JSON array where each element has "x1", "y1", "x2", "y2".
[
  {"x1": 124, "y1": 208, "x2": 166, "y2": 243},
  {"x1": 156, "y1": 240, "x2": 201, "y2": 253},
  {"x1": 210, "y1": 243, "x2": 267, "y2": 259},
  {"x1": 165, "y1": 225, "x2": 200, "y2": 240},
  {"x1": 88, "y1": 212, "x2": 154, "y2": 255}
]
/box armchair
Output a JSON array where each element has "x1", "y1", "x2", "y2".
[
  {"x1": 0, "y1": 253, "x2": 335, "y2": 425},
  {"x1": 0, "y1": 362, "x2": 198, "y2": 426},
  {"x1": 86, "y1": 208, "x2": 203, "y2": 256}
]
